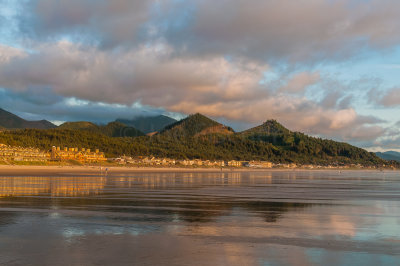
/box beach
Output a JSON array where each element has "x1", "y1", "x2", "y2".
[
  {"x1": 0, "y1": 165, "x2": 254, "y2": 176},
  {"x1": 0, "y1": 164, "x2": 394, "y2": 177},
  {"x1": 1, "y1": 170, "x2": 400, "y2": 265}
]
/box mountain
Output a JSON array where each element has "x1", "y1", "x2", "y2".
[
  {"x1": 241, "y1": 120, "x2": 290, "y2": 136},
  {"x1": 160, "y1": 113, "x2": 235, "y2": 138},
  {"x1": 58, "y1": 121, "x2": 98, "y2": 130},
  {"x1": 0, "y1": 113, "x2": 392, "y2": 167},
  {"x1": 58, "y1": 121, "x2": 144, "y2": 137},
  {"x1": 238, "y1": 119, "x2": 381, "y2": 165},
  {"x1": 102, "y1": 122, "x2": 144, "y2": 137},
  {"x1": 376, "y1": 151, "x2": 400, "y2": 162},
  {"x1": 116, "y1": 115, "x2": 177, "y2": 134},
  {"x1": 0, "y1": 108, "x2": 56, "y2": 129}
]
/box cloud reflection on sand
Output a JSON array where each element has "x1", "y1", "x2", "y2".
[{"x1": 1, "y1": 171, "x2": 400, "y2": 265}]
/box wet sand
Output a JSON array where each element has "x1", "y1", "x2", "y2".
[
  {"x1": 0, "y1": 165, "x2": 303, "y2": 178},
  {"x1": 0, "y1": 170, "x2": 400, "y2": 265},
  {"x1": 0, "y1": 164, "x2": 393, "y2": 176},
  {"x1": 0, "y1": 165, "x2": 238, "y2": 177}
]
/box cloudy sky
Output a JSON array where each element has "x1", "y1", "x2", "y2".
[{"x1": 1, "y1": 0, "x2": 400, "y2": 151}]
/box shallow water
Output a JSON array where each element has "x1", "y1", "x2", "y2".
[{"x1": 0, "y1": 170, "x2": 399, "y2": 266}]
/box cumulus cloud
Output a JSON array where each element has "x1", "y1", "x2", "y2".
[
  {"x1": 0, "y1": 44, "x2": 25, "y2": 62},
  {"x1": 0, "y1": 40, "x2": 387, "y2": 143},
  {"x1": 376, "y1": 88, "x2": 400, "y2": 107},
  {"x1": 170, "y1": 97, "x2": 385, "y2": 142},
  {"x1": 0, "y1": 0, "x2": 399, "y2": 149},
  {"x1": 279, "y1": 72, "x2": 320, "y2": 93},
  {"x1": 371, "y1": 134, "x2": 400, "y2": 151},
  {"x1": 359, "y1": 120, "x2": 400, "y2": 151},
  {"x1": 158, "y1": 0, "x2": 400, "y2": 63},
  {"x1": 13, "y1": 0, "x2": 400, "y2": 63},
  {"x1": 0, "y1": 89, "x2": 166, "y2": 124},
  {"x1": 19, "y1": 0, "x2": 152, "y2": 48},
  {"x1": 0, "y1": 41, "x2": 269, "y2": 105}
]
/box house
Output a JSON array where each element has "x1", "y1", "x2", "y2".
[
  {"x1": 227, "y1": 160, "x2": 242, "y2": 167},
  {"x1": 51, "y1": 146, "x2": 107, "y2": 162},
  {"x1": 0, "y1": 144, "x2": 48, "y2": 162}
]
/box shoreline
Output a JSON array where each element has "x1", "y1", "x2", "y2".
[{"x1": 0, "y1": 164, "x2": 398, "y2": 176}]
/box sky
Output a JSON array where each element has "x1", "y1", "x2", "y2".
[{"x1": 0, "y1": 0, "x2": 400, "y2": 151}]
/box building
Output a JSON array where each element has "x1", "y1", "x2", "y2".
[
  {"x1": 51, "y1": 146, "x2": 107, "y2": 163},
  {"x1": 180, "y1": 160, "x2": 195, "y2": 166},
  {"x1": 248, "y1": 161, "x2": 274, "y2": 168},
  {"x1": 227, "y1": 160, "x2": 243, "y2": 167},
  {"x1": 0, "y1": 144, "x2": 48, "y2": 162}
]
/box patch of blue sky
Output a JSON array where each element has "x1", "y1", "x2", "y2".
[
  {"x1": 318, "y1": 47, "x2": 400, "y2": 91},
  {"x1": 305, "y1": 48, "x2": 400, "y2": 126},
  {"x1": 65, "y1": 98, "x2": 90, "y2": 107},
  {"x1": 151, "y1": 0, "x2": 195, "y2": 37},
  {"x1": 260, "y1": 71, "x2": 280, "y2": 86},
  {"x1": 0, "y1": 0, "x2": 21, "y2": 46}
]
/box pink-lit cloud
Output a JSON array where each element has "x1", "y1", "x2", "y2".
[
  {"x1": 1, "y1": 0, "x2": 400, "y2": 149},
  {"x1": 0, "y1": 41, "x2": 385, "y2": 142}
]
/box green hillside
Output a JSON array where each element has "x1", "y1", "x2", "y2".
[
  {"x1": 241, "y1": 120, "x2": 290, "y2": 136},
  {"x1": 0, "y1": 113, "x2": 393, "y2": 167},
  {"x1": 58, "y1": 121, "x2": 144, "y2": 137},
  {"x1": 102, "y1": 122, "x2": 144, "y2": 137},
  {"x1": 240, "y1": 120, "x2": 382, "y2": 165},
  {"x1": 160, "y1": 113, "x2": 234, "y2": 138},
  {"x1": 58, "y1": 121, "x2": 98, "y2": 130}
]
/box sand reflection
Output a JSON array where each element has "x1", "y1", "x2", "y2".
[
  {"x1": 1, "y1": 171, "x2": 400, "y2": 265},
  {"x1": 0, "y1": 176, "x2": 106, "y2": 197}
]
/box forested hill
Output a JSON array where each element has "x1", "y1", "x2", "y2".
[
  {"x1": 238, "y1": 119, "x2": 384, "y2": 166},
  {"x1": 241, "y1": 120, "x2": 290, "y2": 136},
  {"x1": 160, "y1": 113, "x2": 234, "y2": 138},
  {"x1": 58, "y1": 121, "x2": 144, "y2": 137},
  {"x1": 0, "y1": 108, "x2": 56, "y2": 130},
  {"x1": 58, "y1": 121, "x2": 98, "y2": 130},
  {"x1": 0, "y1": 114, "x2": 394, "y2": 167}
]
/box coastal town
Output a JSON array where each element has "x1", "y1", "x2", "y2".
[
  {"x1": 0, "y1": 144, "x2": 106, "y2": 164},
  {"x1": 0, "y1": 143, "x2": 395, "y2": 169}
]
